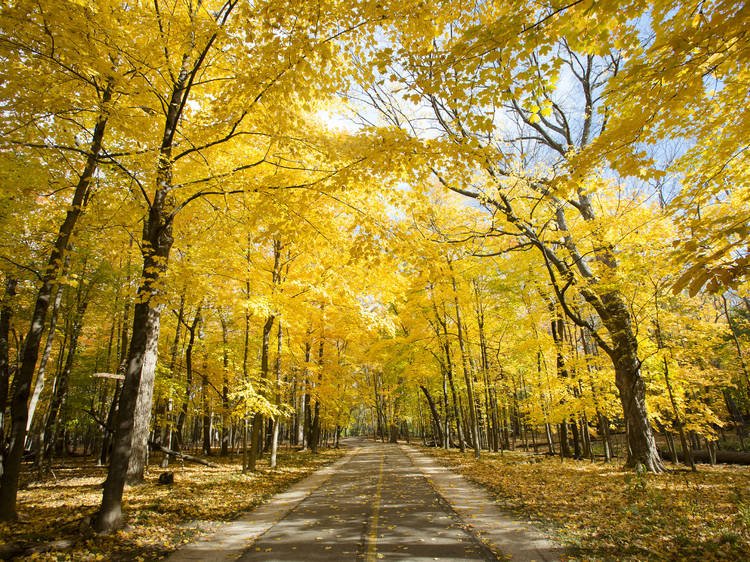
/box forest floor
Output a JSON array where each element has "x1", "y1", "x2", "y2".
[
  {"x1": 0, "y1": 447, "x2": 345, "y2": 561},
  {"x1": 419, "y1": 445, "x2": 750, "y2": 560}
]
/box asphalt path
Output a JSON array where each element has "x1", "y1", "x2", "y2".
[{"x1": 238, "y1": 440, "x2": 496, "y2": 561}]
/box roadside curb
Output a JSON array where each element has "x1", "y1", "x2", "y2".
[
  {"x1": 400, "y1": 444, "x2": 566, "y2": 562},
  {"x1": 166, "y1": 448, "x2": 360, "y2": 562}
]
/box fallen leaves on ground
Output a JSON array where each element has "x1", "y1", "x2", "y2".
[
  {"x1": 421, "y1": 447, "x2": 750, "y2": 560},
  {"x1": 0, "y1": 448, "x2": 345, "y2": 561}
]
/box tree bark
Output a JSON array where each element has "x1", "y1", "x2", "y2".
[
  {"x1": 0, "y1": 89, "x2": 110, "y2": 521},
  {"x1": 249, "y1": 239, "x2": 282, "y2": 467},
  {"x1": 25, "y1": 274, "x2": 64, "y2": 439},
  {"x1": 99, "y1": 379, "x2": 122, "y2": 466},
  {"x1": 42, "y1": 275, "x2": 91, "y2": 464},
  {"x1": 722, "y1": 389, "x2": 746, "y2": 450},
  {"x1": 302, "y1": 340, "x2": 313, "y2": 450},
  {"x1": 601, "y1": 293, "x2": 664, "y2": 472},
  {"x1": 444, "y1": 344, "x2": 464, "y2": 450},
  {"x1": 175, "y1": 306, "x2": 202, "y2": 451},
  {"x1": 95, "y1": 240, "x2": 171, "y2": 531},
  {"x1": 441, "y1": 360, "x2": 450, "y2": 449},
  {"x1": 0, "y1": 277, "x2": 18, "y2": 437},
  {"x1": 555, "y1": 203, "x2": 664, "y2": 472},
  {"x1": 126, "y1": 306, "x2": 160, "y2": 484},
  {"x1": 420, "y1": 385, "x2": 444, "y2": 447},
  {"x1": 450, "y1": 269, "x2": 480, "y2": 457},
  {"x1": 100, "y1": 248, "x2": 132, "y2": 466},
  {"x1": 473, "y1": 283, "x2": 497, "y2": 452},
  {"x1": 559, "y1": 421, "x2": 570, "y2": 459},
  {"x1": 270, "y1": 320, "x2": 282, "y2": 468},
  {"x1": 201, "y1": 352, "x2": 211, "y2": 456},
  {"x1": 158, "y1": 289, "x2": 185, "y2": 467},
  {"x1": 310, "y1": 336, "x2": 324, "y2": 454},
  {"x1": 296, "y1": 377, "x2": 306, "y2": 447},
  {"x1": 220, "y1": 313, "x2": 230, "y2": 456},
  {"x1": 428, "y1": 291, "x2": 465, "y2": 451},
  {"x1": 94, "y1": 86, "x2": 180, "y2": 528},
  {"x1": 248, "y1": 315, "x2": 275, "y2": 470}
]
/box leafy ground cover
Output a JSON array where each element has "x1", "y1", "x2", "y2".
[
  {"x1": 420, "y1": 447, "x2": 750, "y2": 560},
  {"x1": 0, "y1": 448, "x2": 345, "y2": 561}
]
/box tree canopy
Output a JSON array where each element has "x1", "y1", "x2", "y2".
[{"x1": 1, "y1": 0, "x2": 749, "y2": 534}]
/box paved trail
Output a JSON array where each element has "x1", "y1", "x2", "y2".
[
  {"x1": 239, "y1": 442, "x2": 493, "y2": 561},
  {"x1": 169, "y1": 439, "x2": 562, "y2": 562}
]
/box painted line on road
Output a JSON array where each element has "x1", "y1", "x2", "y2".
[
  {"x1": 166, "y1": 446, "x2": 361, "y2": 562},
  {"x1": 400, "y1": 444, "x2": 565, "y2": 561},
  {"x1": 365, "y1": 450, "x2": 385, "y2": 561}
]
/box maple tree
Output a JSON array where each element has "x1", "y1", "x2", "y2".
[{"x1": 346, "y1": 0, "x2": 750, "y2": 473}]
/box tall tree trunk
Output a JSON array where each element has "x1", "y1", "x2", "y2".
[
  {"x1": 270, "y1": 321, "x2": 282, "y2": 468},
  {"x1": 431, "y1": 295, "x2": 465, "y2": 451},
  {"x1": 42, "y1": 271, "x2": 92, "y2": 465},
  {"x1": 310, "y1": 335, "x2": 324, "y2": 454},
  {"x1": 544, "y1": 423, "x2": 555, "y2": 455},
  {"x1": 442, "y1": 362, "x2": 450, "y2": 449},
  {"x1": 0, "y1": 277, "x2": 18, "y2": 438},
  {"x1": 302, "y1": 339, "x2": 313, "y2": 450},
  {"x1": 220, "y1": 313, "x2": 230, "y2": 457},
  {"x1": 41, "y1": 322, "x2": 78, "y2": 463},
  {"x1": 100, "y1": 313, "x2": 129, "y2": 466},
  {"x1": 474, "y1": 284, "x2": 497, "y2": 452},
  {"x1": 242, "y1": 275, "x2": 251, "y2": 469},
  {"x1": 160, "y1": 292, "x2": 184, "y2": 467},
  {"x1": 249, "y1": 239, "x2": 282, "y2": 467},
  {"x1": 588, "y1": 289, "x2": 665, "y2": 472},
  {"x1": 201, "y1": 349, "x2": 211, "y2": 457},
  {"x1": 610, "y1": 338, "x2": 663, "y2": 471},
  {"x1": 416, "y1": 393, "x2": 428, "y2": 445},
  {"x1": 419, "y1": 385, "x2": 444, "y2": 447},
  {"x1": 0, "y1": 90, "x2": 110, "y2": 521},
  {"x1": 450, "y1": 270, "x2": 480, "y2": 457},
  {"x1": 580, "y1": 412, "x2": 593, "y2": 461},
  {"x1": 580, "y1": 327, "x2": 612, "y2": 461},
  {"x1": 598, "y1": 413, "x2": 612, "y2": 462},
  {"x1": 443, "y1": 344, "x2": 465, "y2": 451},
  {"x1": 570, "y1": 416, "x2": 582, "y2": 459},
  {"x1": 100, "y1": 245, "x2": 132, "y2": 466},
  {"x1": 296, "y1": 376, "x2": 306, "y2": 447},
  {"x1": 94, "y1": 72, "x2": 184, "y2": 527},
  {"x1": 176, "y1": 309, "x2": 202, "y2": 453},
  {"x1": 248, "y1": 315, "x2": 275, "y2": 470},
  {"x1": 663, "y1": 357, "x2": 695, "y2": 470},
  {"x1": 126, "y1": 307, "x2": 160, "y2": 483},
  {"x1": 549, "y1": 307, "x2": 572, "y2": 458},
  {"x1": 372, "y1": 369, "x2": 383, "y2": 441},
  {"x1": 25, "y1": 273, "x2": 64, "y2": 441},
  {"x1": 653, "y1": 286, "x2": 695, "y2": 470},
  {"x1": 95, "y1": 235, "x2": 172, "y2": 530},
  {"x1": 544, "y1": 200, "x2": 663, "y2": 472},
  {"x1": 722, "y1": 389, "x2": 747, "y2": 450},
  {"x1": 100, "y1": 381, "x2": 122, "y2": 466},
  {"x1": 559, "y1": 421, "x2": 570, "y2": 459}
]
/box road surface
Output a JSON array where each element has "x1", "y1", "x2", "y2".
[
  {"x1": 238, "y1": 440, "x2": 495, "y2": 561},
  {"x1": 169, "y1": 439, "x2": 563, "y2": 561}
]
